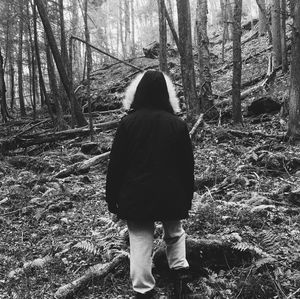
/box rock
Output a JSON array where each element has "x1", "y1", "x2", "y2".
[{"x1": 247, "y1": 97, "x2": 281, "y2": 116}]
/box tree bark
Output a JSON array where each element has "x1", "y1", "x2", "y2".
[
  {"x1": 287, "y1": 1, "x2": 300, "y2": 140},
  {"x1": 130, "y1": 0, "x2": 136, "y2": 57},
  {"x1": 176, "y1": 0, "x2": 199, "y2": 118},
  {"x1": 34, "y1": 0, "x2": 87, "y2": 127},
  {"x1": 280, "y1": 0, "x2": 288, "y2": 73},
  {"x1": 84, "y1": 0, "x2": 94, "y2": 140},
  {"x1": 271, "y1": 0, "x2": 282, "y2": 67},
  {"x1": 158, "y1": 0, "x2": 168, "y2": 73},
  {"x1": 18, "y1": 0, "x2": 26, "y2": 117},
  {"x1": 0, "y1": 48, "x2": 9, "y2": 123},
  {"x1": 196, "y1": 0, "x2": 214, "y2": 116},
  {"x1": 256, "y1": 0, "x2": 272, "y2": 43},
  {"x1": 232, "y1": 0, "x2": 243, "y2": 124}
]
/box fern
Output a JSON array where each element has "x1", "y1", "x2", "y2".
[
  {"x1": 233, "y1": 242, "x2": 269, "y2": 257},
  {"x1": 258, "y1": 231, "x2": 279, "y2": 254},
  {"x1": 73, "y1": 240, "x2": 101, "y2": 256},
  {"x1": 254, "y1": 257, "x2": 277, "y2": 271}
]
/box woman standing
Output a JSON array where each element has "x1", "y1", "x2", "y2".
[{"x1": 106, "y1": 70, "x2": 195, "y2": 299}]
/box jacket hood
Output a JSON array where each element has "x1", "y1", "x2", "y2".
[{"x1": 123, "y1": 70, "x2": 180, "y2": 113}]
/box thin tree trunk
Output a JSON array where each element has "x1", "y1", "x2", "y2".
[
  {"x1": 119, "y1": 0, "x2": 126, "y2": 59},
  {"x1": 0, "y1": 48, "x2": 9, "y2": 122},
  {"x1": 196, "y1": 0, "x2": 214, "y2": 115},
  {"x1": 271, "y1": 0, "x2": 282, "y2": 67},
  {"x1": 18, "y1": 0, "x2": 26, "y2": 117},
  {"x1": 84, "y1": 0, "x2": 94, "y2": 140},
  {"x1": 158, "y1": 0, "x2": 168, "y2": 73},
  {"x1": 34, "y1": 0, "x2": 87, "y2": 127},
  {"x1": 162, "y1": 0, "x2": 180, "y2": 53},
  {"x1": 232, "y1": 0, "x2": 243, "y2": 124},
  {"x1": 125, "y1": 1, "x2": 130, "y2": 58},
  {"x1": 287, "y1": 1, "x2": 300, "y2": 140},
  {"x1": 281, "y1": 0, "x2": 288, "y2": 73},
  {"x1": 9, "y1": 57, "x2": 15, "y2": 110},
  {"x1": 32, "y1": 1, "x2": 55, "y2": 124},
  {"x1": 130, "y1": 0, "x2": 136, "y2": 57},
  {"x1": 176, "y1": 0, "x2": 199, "y2": 118}
]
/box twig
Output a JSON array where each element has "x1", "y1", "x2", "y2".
[
  {"x1": 287, "y1": 288, "x2": 300, "y2": 299},
  {"x1": 189, "y1": 113, "x2": 204, "y2": 138}
]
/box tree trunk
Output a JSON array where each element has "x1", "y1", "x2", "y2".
[
  {"x1": 119, "y1": 0, "x2": 126, "y2": 59},
  {"x1": 176, "y1": 0, "x2": 199, "y2": 118},
  {"x1": 58, "y1": 0, "x2": 70, "y2": 113},
  {"x1": 196, "y1": 0, "x2": 214, "y2": 116},
  {"x1": 32, "y1": 2, "x2": 55, "y2": 124},
  {"x1": 9, "y1": 56, "x2": 15, "y2": 110},
  {"x1": 258, "y1": 0, "x2": 267, "y2": 35},
  {"x1": 18, "y1": 0, "x2": 26, "y2": 117},
  {"x1": 158, "y1": 0, "x2": 168, "y2": 73},
  {"x1": 232, "y1": 0, "x2": 243, "y2": 124},
  {"x1": 84, "y1": 0, "x2": 94, "y2": 140},
  {"x1": 0, "y1": 48, "x2": 9, "y2": 123},
  {"x1": 125, "y1": 1, "x2": 130, "y2": 58},
  {"x1": 27, "y1": 3, "x2": 37, "y2": 119},
  {"x1": 271, "y1": 0, "x2": 282, "y2": 67},
  {"x1": 256, "y1": 0, "x2": 272, "y2": 43},
  {"x1": 130, "y1": 0, "x2": 136, "y2": 57},
  {"x1": 34, "y1": 0, "x2": 87, "y2": 127},
  {"x1": 281, "y1": 0, "x2": 288, "y2": 73},
  {"x1": 287, "y1": 1, "x2": 300, "y2": 140}
]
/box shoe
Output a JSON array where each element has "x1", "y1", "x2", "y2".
[{"x1": 170, "y1": 268, "x2": 203, "y2": 299}]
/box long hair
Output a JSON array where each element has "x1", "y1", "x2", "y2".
[{"x1": 123, "y1": 70, "x2": 180, "y2": 114}]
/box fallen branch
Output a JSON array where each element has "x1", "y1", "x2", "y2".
[
  {"x1": 189, "y1": 114, "x2": 204, "y2": 138},
  {"x1": 55, "y1": 152, "x2": 110, "y2": 178},
  {"x1": 0, "y1": 120, "x2": 119, "y2": 152},
  {"x1": 54, "y1": 253, "x2": 129, "y2": 299}
]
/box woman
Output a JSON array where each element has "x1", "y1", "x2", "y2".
[{"x1": 106, "y1": 70, "x2": 194, "y2": 299}]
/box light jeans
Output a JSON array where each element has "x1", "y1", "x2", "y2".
[{"x1": 127, "y1": 220, "x2": 189, "y2": 294}]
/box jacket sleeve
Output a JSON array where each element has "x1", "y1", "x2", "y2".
[
  {"x1": 178, "y1": 123, "x2": 195, "y2": 208},
  {"x1": 105, "y1": 121, "x2": 128, "y2": 214}
]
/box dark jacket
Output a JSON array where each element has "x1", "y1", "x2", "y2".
[{"x1": 105, "y1": 71, "x2": 194, "y2": 221}]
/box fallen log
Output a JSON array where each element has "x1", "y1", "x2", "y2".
[
  {"x1": 54, "y1": 253, "x2": 129, "y2": 299},
  {"x1": 0, "y1": 120, "x2": 119, "y2": 152},
  {"x1": 153, "y1": 238, "x2": 252, "y2": 274},
  {"x1": 55, "y1": 152, "x2": 110, "y2": 178}
]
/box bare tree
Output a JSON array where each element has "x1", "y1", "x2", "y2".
[
  {"x1": 84, "y1": 0, "x2": 94, "y2": 140},
  {"x1": 288, "y1": 1, "x2": 300, "y2": 140},
  {"x1": 232, "y1": 0, "x2": 243, "y2": 124},
  {"x1": 158, "y1": 0, "x2": 168, "y2": 73},
  {"x1": 281, "y1": 0, "x2": 288, "y2": 73},
  {"x1": 18, "y1": 0, "x2": 26, "y2": 117},
  {"x1": 176, "y1": 0, "x2": 199, "y2": 118},
  {"x1": 196, "y1": 0, "x2": 214, "y2": 116},
  {"x1": 0, "y1": 48, "x2": 9, "y2": 122},
  {"x1": 271, "y1": 0, "x2": 282, "y2": 67},
  {"x1": 34, "y1": 0, "x2": 87, "y2": 127}
]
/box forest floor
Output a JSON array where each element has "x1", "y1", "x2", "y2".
[{"x1": 1, "y1": 26, "x2": 300, "y2": 299}]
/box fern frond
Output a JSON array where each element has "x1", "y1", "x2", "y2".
[
  {"x1": 254, "y1": 257, "x2": 277, "y2": 271},
  {"x1": 73, "y1": 240, "x2": 100, "y2": 256},
  {"x1": 233, "y1": 242, "x2": 269, "y2": 257},
  {"x1": 258, "y1": 231, "x2": 279, "y2": 254}
]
